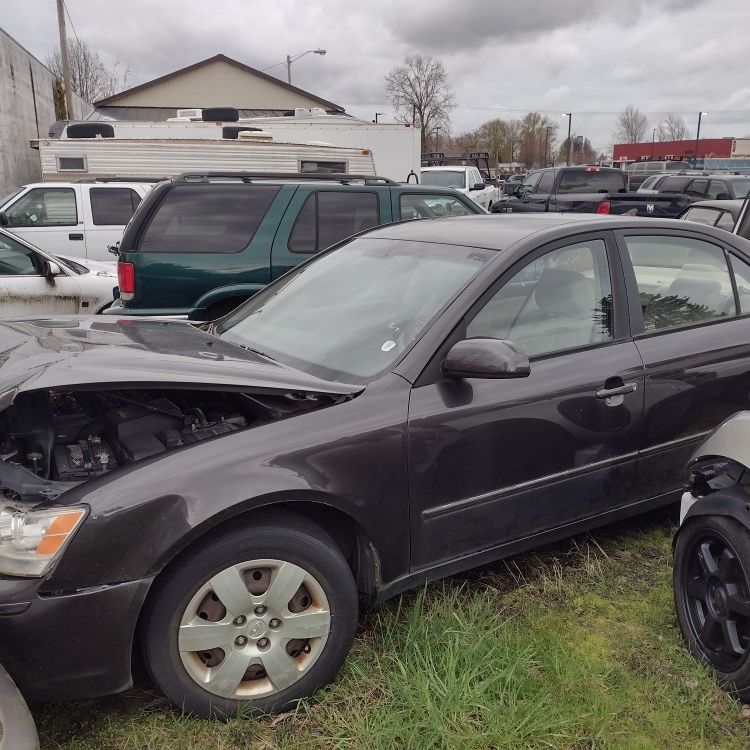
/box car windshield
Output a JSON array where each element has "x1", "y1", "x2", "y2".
[
  {"x1": 218, "y1": 237, "x2": 493, "y2": 383},
  {"x1": 52, "y1": 255, "x2": 88, "y2": 274},
  {"x1": 728, "y1": 179, "x2": 750, "y2": 198},
  {"x1": 421, "y1": 170, "x2": 466, "y2": 189}
]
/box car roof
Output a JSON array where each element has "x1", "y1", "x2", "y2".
[
  {"x1": 364, "y1": 214, "x2": 711, "y2": 250},
  {"x1": 686, "y1": 199, "x2": 745, "y2": 215}
]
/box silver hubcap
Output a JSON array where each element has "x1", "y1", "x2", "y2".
[{"x1": 178, "y1": 559, "x2": 331, "y2": 699}]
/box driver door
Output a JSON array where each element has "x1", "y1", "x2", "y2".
[
  {"x1": 0, "y1": 233, "x2": 80, "y2": 315},
  {"x1": 408, "y1": 233, "x2": 645, "y2": 568}
]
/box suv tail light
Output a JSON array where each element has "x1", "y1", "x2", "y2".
[
  {"x1": 118, "y1": 262, "x2": 135, "y2": 300},
  {"x1": 596, "y1": 200, "x2": 611, "y2": 215}
]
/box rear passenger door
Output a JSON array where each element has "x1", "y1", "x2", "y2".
[
  {"x1": 270, "y1": 187, "x2": 388, "y2": 279},
  {"x1": 617, "y1": 229, "x2": 750, "y2": 500},
  {"x1": 81, "y1": 186, "x2": 143, "y2": 260}
]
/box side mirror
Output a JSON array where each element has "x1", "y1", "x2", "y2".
[
  {"x1": 0, "y1": 211, "x2": 7, "y2": 227},
  {"x1": 470, "y1": 182, "x2": 485, "y2": 191},
  {"x1": 443, "y1": 338, "x2": 531, "y2": 380},
  {"x1": 503, "y1": 183, "x2": 517, "y2": 195},
  {"x1": 43, "y1": 259, "x2": 62, "y2": 278}
]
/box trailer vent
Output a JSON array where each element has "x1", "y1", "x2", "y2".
[
  {"x1": 222, "y1": 126, "x2": 263, "y2": 139},
  {"x1": 66, "y1": 123, "x2": 115, "y2": 139},
  {"x1": 57, "y1": 156, "x2": 87, "y2": 172}
]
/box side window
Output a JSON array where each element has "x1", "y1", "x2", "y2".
[
  {"x1": 707, "y1": 181, "x2": 729, "y2": 200},
  {"x1": 400, "y1": 194, "x2": 474, "y2": 220},
  {"x1": 537, "y1": 171, "x2": 555, "y2": 193},
  {"x1": 138, "y1": 185, "x2": 279, "y2": 253},
  {"x1": 520, "y1": 172, "x2": 542, "y2": 192},
  {"x1": 728, "y1": 255, "x2": 750, "y2": 313},
  {"x1": 716, "y1": 211, "x2": 736, "y2": 231},
  {"x1": 624, "y1": 235, "x2": 736, "y2": 332},
  {"x1": 5, "y1": 188, "x2": 77, "y2": 227},
  {"x1": 289, "y1": 192, "x2": 379, "y2": 254},
  {"x1": 0, "y1": 234, "x2": 40, "y2": 275},
  {"x1": 90, "y1": 188, "x2": 142, "y2": 225},
  {"x1": 466, "y1": 239, "x2": 613, "y2": 357},
  {"x1": 660, "y1": 177, "x2": 691, "y2": 194},
  {"x1": 686, "y1": 180, "x2": 708, "y2": 199}
]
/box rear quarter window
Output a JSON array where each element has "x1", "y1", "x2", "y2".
[
  {"x1": 557, "y1": 171, "x2": 625, "y2": 193},
  {"x1": 137, "y1": 185, "x2": 279, "y2": 253}
]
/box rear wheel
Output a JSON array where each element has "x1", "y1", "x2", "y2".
[
  {"x1": 674, "y1": 514, "x2": 750, "y2": 699},
  {"x1": 142, "y1": 514, "x2": 359, "y2": 717}
]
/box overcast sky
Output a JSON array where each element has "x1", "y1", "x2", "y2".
[{"x1": 4, "y1": 0, "x2": 750, "y2": 151}]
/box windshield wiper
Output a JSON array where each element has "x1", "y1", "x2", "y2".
[{"x1": 235, "y1": 341, "x2": 276, "y2": 361}]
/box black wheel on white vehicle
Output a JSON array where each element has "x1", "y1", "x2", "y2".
[
  {"x1": 142, "y1": 513, "x2": 358, "y2": 718},
  {"x1": 674, "y1": 514, "x2": 750, "y2": 700}
]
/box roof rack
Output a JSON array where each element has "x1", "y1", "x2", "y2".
[
  {"x1": 420, "y1": 152, "x2": 492, "y2": 177},
  {"x1": 76, "y1": 176, "x2": 170, "y2": 183},
  {"x1": 174, "y1": 172, "x2": 398, "y2": 185}
]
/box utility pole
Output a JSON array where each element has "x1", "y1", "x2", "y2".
[
  {"x1": 651, "y1": 127, "x2": 656, "y2": 159},
  {"x1": 544, "y1": 126, "x2": 551, "y2": 167},
  {"x1": 563, "y1": 113, "x2": 572, "y2": 166},
  {"x1": 694, "y1": 111, "x2": 707, "y2": 168},
  {"x1": 56, "y1": 0, "x2": 74, "y2": 120}
]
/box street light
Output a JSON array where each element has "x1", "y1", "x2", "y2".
[
  {"x1": 562, "y1": 113, "x2": 572, "y2": 166},
  {"x1": 694, "y1": 111, "x2": 708, "y2": 168},
  {"x1": 286, "y1": 48, "x2": 326, "y2": 85},
  {"x1": 651, "y1": 127, "x2": 656, "y2": 160}
]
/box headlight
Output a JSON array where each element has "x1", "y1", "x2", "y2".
[{"x1": 0, "y1": 505, "x2": 87, "y2": 577}]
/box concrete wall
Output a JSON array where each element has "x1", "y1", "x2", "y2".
[{"x1": 0, "y1": 27, "x2": 90, "y2": 195}]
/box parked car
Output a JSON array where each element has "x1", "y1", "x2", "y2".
[
  {"x1": 0, "y1": 181, "x2": 153, "y2": 261},
  {"x1": 420, "y1": 166, "x2": 497, "y2": 209},
  {"x1": 637, "y1": 172, "x2": 701, "y2": 194},
  {"x1": 673, "y1": 412, "x2": 750, "y2": 701},
  {"x1": 107, "y1": 172, "x2": 486, "y2": 320},
  {"x1": 3, "y1": 214, "x2": 750, "y2": 718},
  {"x1": 679, "y1": 199, "x2": 744, "y2": 232},
  {"x1": 649, "y1": 174, "x2": 750, "y2": 201},
  {"x1": 492, "y1": 166, "x2": 689, "y2": 217},
  {"x1": 623, "y1": 160, "x2": 694, "y2": 190},
  {"x1": 0, "y1": 227, "x2": 117, "y2": 316}
]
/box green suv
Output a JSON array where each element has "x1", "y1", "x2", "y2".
[{"x1": 107, "y1": 172, "x2": 485, "y2": 320}]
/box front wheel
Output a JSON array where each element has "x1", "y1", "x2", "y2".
[
  {"x1": 674, "y1": 514, "x2": 750, "y2": 699},
  {"x1": 142, "y1": 513, "x2": 359, "y2": 717}
]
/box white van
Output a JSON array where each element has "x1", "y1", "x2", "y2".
[{"x1": 0, "y1": 181, "x2": 153, "y2": 260}]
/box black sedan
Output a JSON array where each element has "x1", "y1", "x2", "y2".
[{"x1": 3, "y1": 214, "x2": 750, "y2": 718}]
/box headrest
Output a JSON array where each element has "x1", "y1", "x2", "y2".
[
  {"x1": 534, "y1": 269, "x2": 595, "y2": 318},
  {"x1": 668, "y1": 276, "x2": 721, "y2": 308}
]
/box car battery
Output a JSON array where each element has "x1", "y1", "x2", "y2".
[{"x1": 54, "y1": 436, "x2": 118, "y2": 480}]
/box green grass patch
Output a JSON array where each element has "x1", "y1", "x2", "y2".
[{"x1": 35, "y1": 511, "x2": 750, "y2": 749}]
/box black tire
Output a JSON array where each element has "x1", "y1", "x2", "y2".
[
  {"x1": 674, "y1": 514, "x2": 750, "y2": 700},
  {"x1": 142, "y1": 512, "x2": 358, "y2": 718}
]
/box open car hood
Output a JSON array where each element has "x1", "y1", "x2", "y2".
[{"x1": 0, "y1": 317, "x2": 359, "y2": 402}]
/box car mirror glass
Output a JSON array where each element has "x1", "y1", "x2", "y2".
[{"x1": 443, "y1": 338, "x2": 531, "y2": 379}]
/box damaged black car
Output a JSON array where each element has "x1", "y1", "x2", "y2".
[{"x1": 4, "y1": 214, "x2": 750, "y2": 718}]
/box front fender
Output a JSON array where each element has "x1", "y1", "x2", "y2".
[{"x1": 688, "y1": 410, "x2": 750, "y2": 469}]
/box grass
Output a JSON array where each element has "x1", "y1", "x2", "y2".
[{"x1": 34, "y1": 509, "x2": 750, "y2": 749}]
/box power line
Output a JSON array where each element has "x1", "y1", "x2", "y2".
[{"x1": 63, "y1": 0, "x2": 82, "y2": 48}]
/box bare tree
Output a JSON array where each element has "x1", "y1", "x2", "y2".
[
  {"x1": 615, "y1": 105, "x2": 648, "y2": 144},
  {"x1": 47, "y1": 39, "x2": 129, "y2": 110},
  {"x1": 385, "y1": 55, "x2": 455, "y2": 151},
  {"x1": 657, "y1": 113, "x2": 689, "y2": 141}
]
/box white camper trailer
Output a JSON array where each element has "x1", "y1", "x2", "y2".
[
  {"x1": 55, "y1": 109, "x2": 420, "y2": 183},
  {"x1": 34, "y1": 137, "x2": 377, "y2": 182}
]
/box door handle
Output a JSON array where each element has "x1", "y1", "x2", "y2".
[
  {"x1": 68, "y1": 233, "x2": 84, "y2": 241},
  {"x1": 596, "y1": 382, "x2": 638, "y2": 399}
]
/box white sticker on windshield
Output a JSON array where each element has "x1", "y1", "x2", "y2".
[{"x1": 381, "y1": 340, "x2": 397, "y2": 352}]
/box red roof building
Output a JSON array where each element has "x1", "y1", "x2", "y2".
[{"x1": 612, "y1": 138, "x2": 734, "y2": 163}]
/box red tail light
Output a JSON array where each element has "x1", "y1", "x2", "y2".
[
  {"x1": 596, "y1": 200, "x2": 611, "y2": 215},
  {"x1": 118, "y1": 262, "x2": 135, "y2": 300}
]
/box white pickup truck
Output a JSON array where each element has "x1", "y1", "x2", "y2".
[
  {"x1": 420, "y1": 166, "x2": 497, "y2": 210},
  {"x1": 0, "y1": 181, "x2": 153, "y2": 261}
]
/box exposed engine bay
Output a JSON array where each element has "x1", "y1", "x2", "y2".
[{"x1": 0, "y1": 387, "x2": 339, "y2": 501}]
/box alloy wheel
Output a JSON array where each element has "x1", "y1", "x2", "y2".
[{"x1": 178, "y1": 559, "x2": 331, "y2": 699}]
